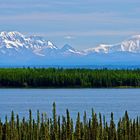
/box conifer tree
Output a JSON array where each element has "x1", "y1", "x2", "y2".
[
  {"x1": 83, "y1": 111, "x2": 88, "y2": 140},
  {"x1": 0, "y1": 119, "x2": 2, "y2": 140},
  {"x1": 109, "y1": 112, "x2": 116, "y2": 140},
  {"x1": 32, "y1": 119, "x2": 36, "y2": 140},
  {"x1": 62, "y1": 116, "x2": 66, "y2": 140},
  {"x1": 66, "y1": 109, "x2": 71, "y2": 140},
  {"x1": 58, "y1": 116, "x2": 61, "y2": 140},
  {"x1": 98, "y1": 113, "x2": 103, "y2": 140},
  {"x1": 91, "y1": 109, "x2": 98, "y2": 140},
  {"x1": 103, "y1": 115, "x2": 108, "y2": 140},
  {"x1": 29, "y1": 109, "x2": 33, "y2": 140},
  {"x1": 132, "y1": 119, "x2": 136, "y2": 140},
  {"x1": 4, "y1": 115, "x2": 10, "y2": 140},
  {"x1": 16, "y1": 114, "x2": 20, "y2": 140},
  {"x1": 52, "y1": 102, "x2": 58, "y2": 140},
  {"x1": 88, "y1": 118, "x2": 92, "y2": 140},
  {"x1": 75, "y1": 112, "x2": 81, "y2": 140},
  {"x1": 21, "y1": 117, "x2": 26, "y2": 140},
  {"x1": 136, "y1": 116, "x2": 139, "y2": 140},
  {"x1": 124, "y1": 111, "x2": 130, "y2": 140},
  {"x1": 37, "y1": 110, "x2": 40, "y2": 140},
  {"x1": 40, "y1": 113, "x2": 45, "y2": 140},
  {"x1": 10, "y1": 111, "x2": 15, "y2": 140},
  {"x1": 70, "y1": 118, "x2": 74, "y2": 140},
  {"x1": 50, "y1": 118, "x2": 54, "y2": 140},
  {"x1": 0, "y1": 104, "x2": 140, "y2": 140},
  {"x1": 44, "y1": 116, "x2": 50, "y2": 140}
]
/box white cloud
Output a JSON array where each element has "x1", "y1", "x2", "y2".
[{"x1": 64, "y1": 36, "x2": 75, "y2": 40}]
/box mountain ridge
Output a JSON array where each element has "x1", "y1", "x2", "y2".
[
  {"x1": 0, "y1": 31, "x2": 140, "y2": 65},
  {"x1": 1, "y1": 31, "x2": 140, "y2": 56}
]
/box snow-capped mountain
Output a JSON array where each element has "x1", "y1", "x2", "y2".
[
  {"x1": 0, "y1": 31, "x2": 82, "y2": 57},
  {"x1": 85, "y1": 35, "x2": 140, "y2": 54},
  {"x1": 0, "y1": 31, "x2": 140, "y2": 66},
  {"x1": 1, "y1": 31, "x2": 140, "y2": 56},
  {"x1": 60, "y1": 44, "x2": 84, "y2": 55},
  {"x1": 0, "y1": 31, "x2": 58, "y2": 56}
]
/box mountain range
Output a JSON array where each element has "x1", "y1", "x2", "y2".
[{"x1": 0, "y1": 31, "x2": 140, "y2": 66}]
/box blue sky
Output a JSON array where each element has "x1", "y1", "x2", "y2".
[{"x1": 0, "y1": 0, "x2": 140, "y2": 49}]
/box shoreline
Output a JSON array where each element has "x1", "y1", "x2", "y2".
[{"x1": 0, "y1": 86, "x2": 140, "y2": 89}]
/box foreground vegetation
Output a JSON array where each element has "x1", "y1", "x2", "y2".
[
  {"x1": 0, "y1": 103, "x2": 140, "y2": 140},
  {"x1": 0, "y1": 68, "x2": 140, "y2": 88}
]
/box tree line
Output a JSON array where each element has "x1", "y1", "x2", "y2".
[
  {"x1": 0, "y1": 103, "x2": 140, "y2": 140},
  {"x1": 0, "y1": 68, "x2": 140, "y2": 88}
]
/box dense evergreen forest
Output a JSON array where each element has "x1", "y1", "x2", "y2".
[
  {"x1": 0, "y1": 103, "x2": 140, "y2": 140},
  {"x1": 0, "y1": 68, "x2": 140, "y2": 88}
]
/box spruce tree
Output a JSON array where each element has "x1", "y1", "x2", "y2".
[
  {"x1": 0, "y1": 119, "x2": 2, "y2": 140},
  {"x1": 109, "y1": 112, "x2": 116, "y2": 140},
  {"x1": 98, "y1": 113, "x2": 103, "y2": 140},
  {"x1": 91, "y1": 109, "x2": 98, "y2": 140},
  {"x1": 83, "y1": 111, "x2": 88, "y2": 140},
  {"x1": 62, "y1": 116, "x2": 66, "y2": 140},
  {"x1": 124, "y1": 111, "x2": 130, "y2": 140},
  {"x1": 37, "y1": 110, "x2": 40, "y2": 140},
  {"x1": 52, "y1": 102, "x2": 57, "y2": 140},
  {"x1": 75, "y1": 112, "x2": 81, "y2": 140},
  {"x1": 16, "y1": 114, "x2": 20, "y2": 140},
  {"x1": 10, "y1": 111, "x2": 15, "y2": 140},
  {"x1": 70, "y1": 118, "x2": 74, "y2": 140},
  {"x1": 66, "y1": 109, "x2": 71, "y2": 140},
  {"x1": 29, "y1": 109, "x2": 33, "y2": 140},
  {"x1": 58, "y1": 116, "x2": 61, "y2": 140}
]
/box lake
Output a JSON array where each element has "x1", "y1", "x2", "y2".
[{"x1": 0, "y1": 89, "x2": 140, "y2": 122}]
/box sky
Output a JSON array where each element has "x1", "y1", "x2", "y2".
[{"x1": 0, "y1": 0, "x2": 140, "y2": 50}]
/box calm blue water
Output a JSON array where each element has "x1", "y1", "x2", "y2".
[{"x1": 0, "y1": 89, "x2": 140, "y2": 122}]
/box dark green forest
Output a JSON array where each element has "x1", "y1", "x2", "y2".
[
  {"x1": 0, "y1": 68, "x2": 140, "y2": 88},
  {"x1": 0, "y1": 103, "x2": 140, "y2": 140}
]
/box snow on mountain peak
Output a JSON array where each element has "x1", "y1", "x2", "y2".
[
  {"x1": 0, "y1": 31, "x2": 24, "y2": 39},
  {"x1": 0, "y1": 31, "x2": 7, "y2": 36},
  {"x1": 61, "y1": 44, "x2": 84, "y2": 55},
  {"x1": 47, "y1": 41, "x2": 57, "y2": 49},
  {"x1": 1, "y1": 31, "x2": 140, "y2": 58},
  {"x1": 131, "y1": 35, "x2": 140, "y2": 39},
  {"x1": 48, "y1": 41, "x2": 53, "y2": 46},
  {"x1": 84, "y1": 44, "x2": 111, "y2": 54},
  {"x1": 85, "y1": 35, "x2": 140, "y2": 54},
  {"x1": 0, "y1": 31, "x2": 58, "y2": 56},
  {"x1": 62, "y1": 44, "x2": 75, "y2": 51},
  {"x1": 8, "y1": 31, "x2": 24, "y2": 37},
  {"x1": 119, "y1": 35, "x2": 140, "y2": 53}
]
